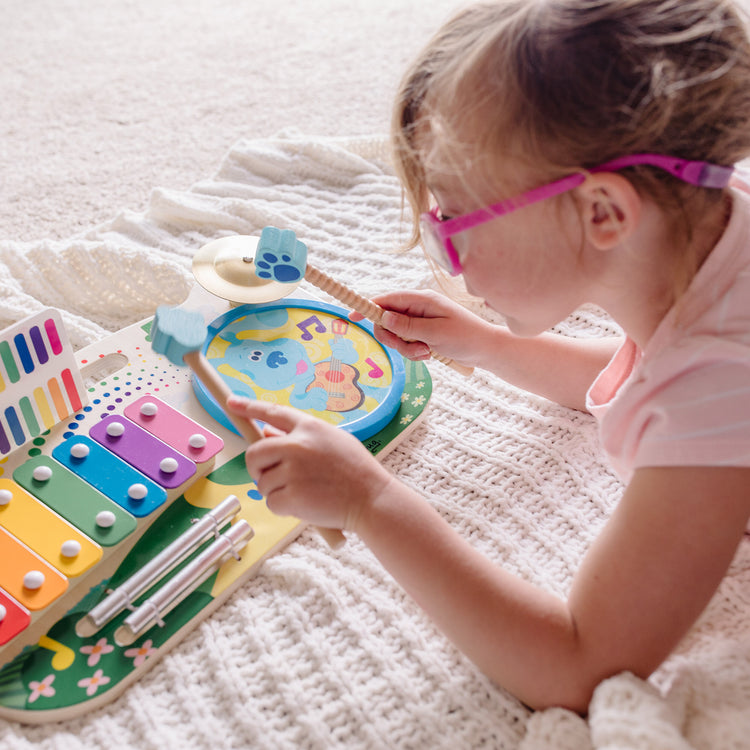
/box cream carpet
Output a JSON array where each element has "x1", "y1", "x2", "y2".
[
  {"x1": 0, "y1": 0, "x2": 459, "y2": 242},
  {"x1": 2, "y1": 2, "x2": 750, "y2": 749}
]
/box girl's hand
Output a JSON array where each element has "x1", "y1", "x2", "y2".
[
  {"x1": 352, "y1": 290, "x2": 492, "y2": 366},
  {"x1": 226, "y1": 396, "x2": 393, "y2": 531}
]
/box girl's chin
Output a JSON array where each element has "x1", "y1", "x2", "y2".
[
  {"x1": 497, "y1": 312, "x2": 539, "y2": 337},
  {"x1": 482, "y1": 299, "x2": 504, "y2": 318}
]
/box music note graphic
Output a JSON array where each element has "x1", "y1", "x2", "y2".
[
  {"x1": 296, "y1": 315, "x2": 327, "y2": 341},
  {"x1": 365, "y1": 358, "x2": 384, "y2": 379},
  {"x1": 38, "y1": 635, "x2": 75, "y2": 671}
]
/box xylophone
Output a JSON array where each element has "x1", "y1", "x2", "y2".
[{"x1": 0, "y1": 288, "x2": 431, "y2": 723}]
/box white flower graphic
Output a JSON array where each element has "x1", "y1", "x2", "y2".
[
  {"x1": 80, "y1": 637, "x2": 114, "y2": 666},
  {"x1": 28, "y1": 674, "x2": 56, "y2": 703},
  {"x1": 78, "y1": 669, "x2": 111, "y2": 696},
  {"x1": 124, "y1": 639, "x2": 157, "y2": 667}
]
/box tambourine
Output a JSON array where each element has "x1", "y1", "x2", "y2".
[{"x1": 193, "y1": 299, "x2": 405, "y2": 442}]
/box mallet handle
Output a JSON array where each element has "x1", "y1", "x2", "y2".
[
  {"x1": 304, "y1": 264, "x2": 474, "y2": 377},
  {"x1": 183, "y1": 350, "x2": 263, "y2": 443},
  {"x1": 183, "y1": 349, "x2": 346, "y2": 549}
]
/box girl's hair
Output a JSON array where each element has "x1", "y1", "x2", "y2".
[{"x1": 392, "y1": 0, "x2": 750, "y2": 249}]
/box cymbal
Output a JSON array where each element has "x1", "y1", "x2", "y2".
[{"x1": 192, "y1": 235, "x2": 301, "y2": 305}]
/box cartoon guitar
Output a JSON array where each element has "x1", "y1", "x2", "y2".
[{"x1": 307, "y1": 318, "x2": 365, "y2": 412}]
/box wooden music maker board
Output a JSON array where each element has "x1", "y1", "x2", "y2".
[{"x1": 0, "y1": 293, "x2": 431, "y2": 723}]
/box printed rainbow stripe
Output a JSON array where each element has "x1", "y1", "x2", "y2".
[{"x1": 0, "y1": 311, "x2": 87, "y2": 456}]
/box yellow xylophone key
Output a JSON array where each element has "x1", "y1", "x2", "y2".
[{"x1": 0, "y1": 478, "x2": 102, "y2": 577}]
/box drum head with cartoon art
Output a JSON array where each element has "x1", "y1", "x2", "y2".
[{"x1": 193, "y1": 299, "x2": 406, "y2": 441}]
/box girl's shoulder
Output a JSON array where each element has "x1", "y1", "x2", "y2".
[{"x1": 593, "y1": 184, "x2": 750, "y2": 479}]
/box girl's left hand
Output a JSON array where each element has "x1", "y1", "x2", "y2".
[{"x1": 226, "y1": 396, "x2": 393, "y2": 530}]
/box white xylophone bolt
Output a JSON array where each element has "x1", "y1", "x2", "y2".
[
  {"x1": 23, "y1": 570, "x2": 45, "y2": 590},
  {"x1": 96, "y1": 510, "x2": 117, "y2": 528},
  {"x1": 70, "y1": 442, "x2": 90, "y2": 459},
  {"x1": 61, "y1": 540, "x2": 82, "y2": 558}
]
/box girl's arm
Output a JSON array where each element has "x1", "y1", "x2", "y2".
[
  {"x1": 227, "y1": 397, "x2": 750, "y2": 713},
  {"x1": 362, "y1": 290, "x2": 621, "y2": 411},
  {"x1": 355, "y1": 463, "x2": 750, "y2": 712}
]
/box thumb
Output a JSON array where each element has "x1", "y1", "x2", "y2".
[{"x1": 381, "y1": 309, "x2": 420, "y2": 340}]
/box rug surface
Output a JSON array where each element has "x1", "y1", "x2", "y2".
[{"x1": 1, "y1": 133, "x2": 749, "y2": 749}]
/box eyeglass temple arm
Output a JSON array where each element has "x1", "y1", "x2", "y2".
[{"x1": 593, "y1": 154, "x2": 733, "y2": 189}]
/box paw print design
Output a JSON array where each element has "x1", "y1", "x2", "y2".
[
  {"x1": 255, "y1": 227, "x2": 308, "y2": 283},
  {"x1": 255, "y1": 251, "x2": 302, "y2": 282}
]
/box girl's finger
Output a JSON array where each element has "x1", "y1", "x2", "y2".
[
  {"x1": 226, "y1": 396, "x2": 303, "y2": 433},
  {"x1": 251, "y1": 460, "x2": 288, "y2": 503},
  {"x1": 373, "y1": 325, "x2": 431, "y2": 359},
  {"x1": 243, "y1": 439, "x2": 283, "y2": 478},
  {"x1": 262, "y1": 423, "x2": 285, "y2": 438}
]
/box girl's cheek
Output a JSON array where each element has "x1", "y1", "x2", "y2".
[
  {"x1": 463, "y1": 237, "x2": 504, "y2": 280},
  {"x1": 461, "y1": 260, "x2": 493, "y2": 301}
]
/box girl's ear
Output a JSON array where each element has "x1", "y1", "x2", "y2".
[{"x1": 576, "y1": 173, "x2": 642, "y2": 250}]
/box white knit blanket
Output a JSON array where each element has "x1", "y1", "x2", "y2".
[{"x1": 1, "y1": 133, "x2": 749, "y2": 749}]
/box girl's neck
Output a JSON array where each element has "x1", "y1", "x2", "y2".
[{"x1": 603, "y1": 192, "x2": 733, "y2": 349}]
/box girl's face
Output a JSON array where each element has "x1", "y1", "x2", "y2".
[{"x1": 425, "y1": 156, "x2": 598, "y2": 337}]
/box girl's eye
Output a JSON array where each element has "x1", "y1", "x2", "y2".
[{"x1": 437, "y1": 210, "x2": 453, "y2": 222}]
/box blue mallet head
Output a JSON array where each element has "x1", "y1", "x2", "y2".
[
  {"x1": 151, "y1": 306, "x2": 207, "y2": 365},
  {"x1": 254, "y1": 227, "x2": 308, "y2": 283}
]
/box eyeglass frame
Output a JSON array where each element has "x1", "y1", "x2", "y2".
[{"x1": 419, "y1": 153, "x2": 734, "y2": 276}]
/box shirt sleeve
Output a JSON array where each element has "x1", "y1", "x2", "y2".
[{"x1": 631, "y1": 343, "x2": 750, "y2": 469}]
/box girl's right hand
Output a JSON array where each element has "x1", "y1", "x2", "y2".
[
  {"x1": 226, "y1": 396, "x2": 393, "y2": 531},
  {"x1": 354, "y1": 290, "x2": 492, "y2": 367}
]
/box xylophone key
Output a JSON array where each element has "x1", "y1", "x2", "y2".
[
  {"x1": 89, "y1": 415, "x2": 196, "y2": 489},
  {"x1": 0, "y1": 589, "x2": 30, "y2": 646},
  {"x1": 124, "y1": 395, "x2": 223, "y2": 463},
  {"x1": 52, "y1": 437, "x2": 167, "y2": 518},
  {"x1": 89, "y1": 414, "x2": 197, "y2": 489},
  {"x1": 13, "y1": 455, "x2": 137, "y2": 545},
  {"x1": 0, "y1": 479, "x2": 102, "y2": 577},
  {"x1": 0, "y1": 528, "x2": 67, "y2": 611}
]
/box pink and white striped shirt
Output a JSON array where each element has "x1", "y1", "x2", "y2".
[{"x1": 586, "y1": 178, "x2": 750, "y2": 483}]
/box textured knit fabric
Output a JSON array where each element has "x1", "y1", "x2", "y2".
[
  {"x1": 587, "y1": 182, "x2": 750, "y2": 482},
  {"x1": 1, "y1": 133, "x2": 749, "y2": 749}
]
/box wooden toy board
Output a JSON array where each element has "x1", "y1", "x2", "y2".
[{"x1": 0, "y1": 289, "x2": 432, "y2": 724}]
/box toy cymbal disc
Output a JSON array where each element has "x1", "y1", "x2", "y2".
[{"x1": 192, "y1": 235, "x2": 301, "y2": 304}]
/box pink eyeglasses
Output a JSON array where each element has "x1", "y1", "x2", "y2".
[{"x1": 421, "y1": 153, "x2": 734, "y2": 276}]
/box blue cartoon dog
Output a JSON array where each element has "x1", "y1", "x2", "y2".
[{"x1": 209, "y1": 309, "x2": 360, "y2": 412}]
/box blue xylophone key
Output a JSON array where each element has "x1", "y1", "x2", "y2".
[{"x1": 53, "y1": 436, "x2": 167, "y2": 518}]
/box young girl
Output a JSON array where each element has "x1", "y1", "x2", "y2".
[{"x1": 228, "y1": 0, "x2": 750, "y2": 712}]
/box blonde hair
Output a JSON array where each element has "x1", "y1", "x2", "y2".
[{"x1": 392, "y1": 0, "x2": 750, "y2": 249}]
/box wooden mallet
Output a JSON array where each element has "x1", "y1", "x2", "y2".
[
  {"x1": 253, "y1": 227, "x2": 474, "y2": 377},
  {"x1": 151, "y1": 305, "x2": 346, "y2": 549}
]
